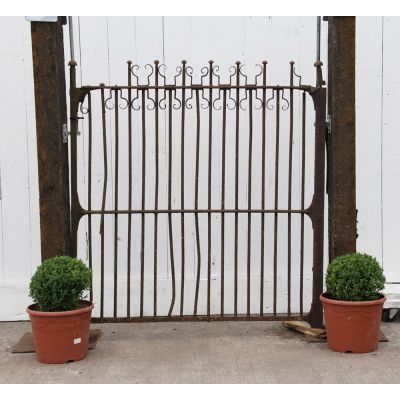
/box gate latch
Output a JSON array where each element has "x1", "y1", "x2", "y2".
[{"x1": 63, "y1": 123, "x2": 81, "y2": 143}]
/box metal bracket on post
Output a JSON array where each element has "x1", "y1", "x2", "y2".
[
  {"x1": 25, "y1": 16, "x2": 67, "y2": 24},
  {"x1": 63, "y1": 123, "x2": 80, "y2": 143},
  {"x1": 326, "y1": 114, "x2": 332, "y2": 134},
  {"x1": 25, "y1": 16, "x2": 58, "y2": 22},
  {"x1": 325, "y1": 114, "x2": 332, "y2": 195}
]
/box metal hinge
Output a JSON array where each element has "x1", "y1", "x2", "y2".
[
  {"x1": 326, "y1": 114, "x2": 332, "y2": 134},
  {"x1": 63, "y1": 123, "x2": 80, "y2": 143}
]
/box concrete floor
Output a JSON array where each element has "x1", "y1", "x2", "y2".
[{"x1": 1, "y1": 320, "x2": 400, "y2": 383}]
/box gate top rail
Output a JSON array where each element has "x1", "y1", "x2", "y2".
[
  {"x1": 70, "y1": 59, "x2": 324, "y2": 111},
  {"x1": 70, "y1": 59, "x2": 323, "y2": 91}
]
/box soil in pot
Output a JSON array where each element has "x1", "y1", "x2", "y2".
[
  {"x1": 27, "y1": 300, "x2": 94, "y2": 364},
  {"x1": 320, "y1": 293, "x2": 385, "y2": 353}
]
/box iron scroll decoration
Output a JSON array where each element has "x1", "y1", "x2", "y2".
[{"x1": 79, "y1": 60, "x2": 313, "y2": 112}]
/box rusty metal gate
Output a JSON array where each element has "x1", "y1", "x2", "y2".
[{"x1": 69, "y1": 59, "x2": 326, "y2": 328}]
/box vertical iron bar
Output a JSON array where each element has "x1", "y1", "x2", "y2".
[
  {"x1": 114, "y1": 89, "x2": 119, "y2": 318},
  {"x1": 287, "y1": 63, "x2": 294, "y2": 316},
  {"x1": 168, "y1": 89, "x2": 176, "y2": 316},
  {"x1": 308, "y1": 70, "x2": 326, "y2": 329},
  {"x1": 87, "y1": 92, "x2": 93, "y2": 303},
  {"x1": 140, "y1": 90, "x2": 146, "y2": 318},
  {"x1": 100, "y1": 84, "x2": 108, "y2": 319},
  {"x1": 69, "y1": 62, "x2": 78, "y2": 258},
  {"x1": 300, "y1": 91, "x2": 306, "y2": 316},
  {"x1": 220, "y1": 89, "x2": 227, "y2": 316},
  {"x1": 207, "y1": 61, "x2": 213, "y2": 319},
  {"x1": 68, "y1": 17, "x2": 75, "y2": 62},
  {"x1": 316, "y1": 16, "x2": 322, "y2": 62},
  {"x1": 234, "y1": 62, "x2": 240, "y2": 316},
  {"x1": 273, "y1": 90, "x2": 280, "y2": 317},
  {"x1": 193, "y1": 89, "x2": 201, "y2": 316},
  {"x1": 127, "y1": 62, "x2": 132, "y2": 318},
  {"x1": 260, "y1": 61, "x2": 267, "y2": 316},
  {"x1": 180, "y1": 61, "x2": 186, "y2": 316},
  {"x1": 154, "y1": 61, "x2": 160, "y2": 317},
  {"x1": 247, "y1": 89, "x2": 253, "y2": 317}
]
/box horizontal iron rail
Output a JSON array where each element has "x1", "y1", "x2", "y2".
[
  {"x1": 91, "y1": 314, "x2": 308, "y2": 323},
  {"x1": 81, "y1": 208, "x2": 311, "y2": 215},
  {"x1": 80, "y1": 84, "x2": 313, "y2": 91}
]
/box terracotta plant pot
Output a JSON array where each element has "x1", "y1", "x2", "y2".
[
  {"x1": 27, "y1": 300, "x2": 94, "y2": 364},
  {"x1": 320, "y1": 293, "x2": 385, "y2": 353}
]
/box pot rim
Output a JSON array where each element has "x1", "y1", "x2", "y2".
[
  {"x1": 27, "y1": 299, "x2": 94, "y2": 317},
  {"x1": 320, "y1": 293, "x2": 385, "y2": 306}
]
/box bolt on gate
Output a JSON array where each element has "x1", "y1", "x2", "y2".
[{"x1": 68, "y1": 59, "x2": 326, "y2": 328}]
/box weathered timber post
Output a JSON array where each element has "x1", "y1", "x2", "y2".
[
  {"x1": 327, "y1": 16, "x2": 357, "y2": 261},
  {"x1": 31, "y1": 17, "x2": 71, "y2": 260}
]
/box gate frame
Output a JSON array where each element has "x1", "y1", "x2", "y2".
[{"x1": 68, "y1": 60, "x2": 326, "y2": 328}]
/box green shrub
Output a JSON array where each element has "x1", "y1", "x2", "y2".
[
  {"x1": 325, "y1": 253, "x2": 386, "y2": 301},
  {"x1": 29, "y1": 256, "x2": 92, "y2": 312}
]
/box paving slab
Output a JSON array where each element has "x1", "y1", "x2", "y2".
[{"x1": 0, "y1": 320, "x2": 399, "y2": 383}]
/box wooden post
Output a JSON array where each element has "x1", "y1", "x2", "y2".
[
  {"x1": 327, "y1": 17, "x2": 357, "y2": 261},
  {"x1": 31, "y1": 17, "x2": 71, "y2": 260}
]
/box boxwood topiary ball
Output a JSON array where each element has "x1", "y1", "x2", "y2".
[
  {"x1": 29, "y1": 256, "x2": 92, "y2": 312},
  {"x1": 325, "y1": 253, "x2": 386, "y2": 302}
]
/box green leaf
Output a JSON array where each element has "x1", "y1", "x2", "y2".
[
  {"x1": 325, "y1": 253, "x2": 385, "y2": 301},
  {"x1": 29, "y1": 256, "x2": 92, "y2": 312}
]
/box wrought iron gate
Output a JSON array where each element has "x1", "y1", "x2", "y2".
[{"x1": 69, "y1": 59, "x2": 326, "y2": 328}]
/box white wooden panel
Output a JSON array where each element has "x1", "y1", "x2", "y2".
[
  {"x1": 0, "y1": 163, "x2": 4, "y2": 282},
  {"x1": 0, "y1": 17, "x2": 39, "y2": 284},
  {"x1": 0, "y1": 17, "x2": 40, "y2": 320},
  {"x1": 355, "y1": 17, "x2": 383, "y2": 266},
  {"x1": 23, "y1": 19, "x2": 41, "y2": 275},
  {"x1": 381, "y1": 17, "x2": 400, "y2": 285}
]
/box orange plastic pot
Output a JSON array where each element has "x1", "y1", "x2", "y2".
[
  {"x1": 320, "y1": 293, "x2": 385, "y2": 353},
  {"x1": 27, "y1": 300, "x2": 94, "y2": 364}
]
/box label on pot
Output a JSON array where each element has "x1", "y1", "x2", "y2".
[{"x1": 74, "y1": 338, "x2": 82, "y2": 345}]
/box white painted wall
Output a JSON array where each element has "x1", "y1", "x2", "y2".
[
  {"x1": 356, "y1": 17, "x2": 400, "y2": 299},
  {"x1": 0, "y1": 17, "x2": 41, "y2": 320},
  {"x1": 0, "y1": 16, "x2": 398, "y2": 321}
]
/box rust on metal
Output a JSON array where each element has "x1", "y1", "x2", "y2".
[
  {"x1": 92, "y1": 314, "x2": 307, "y2": 323},
  {"x1": 69, "y1": 59, "x2": 326, "y2": 327},
  {"x1": 260, "y1": 61, "x2": 267, "y2": 317}
]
